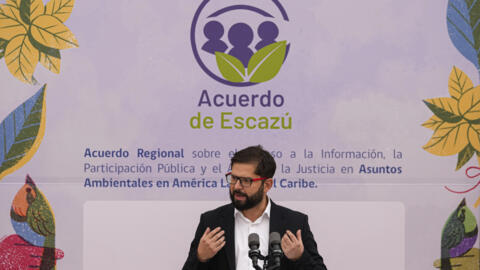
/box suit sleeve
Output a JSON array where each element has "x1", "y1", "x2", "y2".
[
  {"x1": 182, "y1": 214, "x2": 210, "y2": 270},
  {"x1": 290, "y1": 215, "x2": 327, "y2": 270}
]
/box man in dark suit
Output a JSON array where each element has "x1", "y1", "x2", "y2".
[{"x1": 182, "y1": 146, "x2": 327, "y2": 270}]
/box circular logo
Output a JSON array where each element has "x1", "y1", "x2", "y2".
[{"x1": 191, "y1": 0, "x2": 290, "y2": 87}]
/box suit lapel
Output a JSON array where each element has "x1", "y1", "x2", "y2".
[
  {"x1": 221, "y1": 204, "x2": 235, "y2": 270},
  {"x1": 269, "y1": 200, "x2": 287, "y2": 266},
  {"x1": 269, "y1": 200, "x2": 285, "y2": 238}
]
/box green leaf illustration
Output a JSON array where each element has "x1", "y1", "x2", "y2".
[
  {"x1": 0, "y1": 38, "x2": 6, "y2": 59},
  {"x1": 28, "y1": 32, "x2": 61, "y2": 58},
  {"x1": 28, "y1": 30, "x2": 62, "y2": 73},
  {"x1": 470, "y1": 118, "x2": 480, "y2": 124},
  {"x1": 0, "y1": 85, "x2": 47, "y2": 180},
  {"x1": 423, "y1": 98, "x2": 462, "y2": 123},
  {"x1": 19, "y1": 0, "x2": 43, "y2": 25},
  {"x1": 456, "y1": 144, "x2": 475, "y2": 170},
  {"x1": 215, "y1": 52, "x2": 245, "y2": 83},
  {"x1": 248, "y1": 41, "x2": 287, "y2": 83}
]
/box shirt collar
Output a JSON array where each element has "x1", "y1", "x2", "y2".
[{"x1": 234, "y1": 197, "x2": 271, "y2": 223}]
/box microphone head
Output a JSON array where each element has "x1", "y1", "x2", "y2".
[
  {"x1": 248, "y1": 233, "x2": 260, "y2": 249},
  {"x1": 269, "y1": 232, "x2": 281, "y2": 247}
]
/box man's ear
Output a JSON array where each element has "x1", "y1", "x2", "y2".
[{"x1": 264, "y1": 178, "x2": 273, "y2": 192}]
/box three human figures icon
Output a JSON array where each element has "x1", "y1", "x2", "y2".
[{"x1": 202, "y1": 21, "x2": 280, "y2": 68}]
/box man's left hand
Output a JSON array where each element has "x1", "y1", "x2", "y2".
[{"x1": 281, "y1": 229, "x2": 304, "y2": 261}]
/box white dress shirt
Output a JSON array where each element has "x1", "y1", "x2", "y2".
[{"x1": 234, "y1": 199, "x2": 271, "y2": 270}]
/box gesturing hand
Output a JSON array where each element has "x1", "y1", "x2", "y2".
[
  {"x1": 281, "y1": 230, "x2": 304, "y2": 261},
  {"x1": 197, "y1": 227, "x2": 226, "y2": 262}
]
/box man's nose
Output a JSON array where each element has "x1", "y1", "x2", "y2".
[{"x1": 233, "y1": 179, "x2": 243, "y2": 189}]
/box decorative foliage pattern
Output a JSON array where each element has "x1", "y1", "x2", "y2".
[
  {"x1": 0, "y1": 0, "x2": 78, "y2": 84},
  {"x1": 0, "y1": 85, "x2": 46, "y2": 180},
  {"x1": 215, "y1": 40, "x2": 287, "y2": 83},
  {"x1": 422, "y1": 66, "x2": 480, "y2": 170}
]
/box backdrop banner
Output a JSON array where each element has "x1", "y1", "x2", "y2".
[{"x1": 0, "y1": 0, "x2": 479, "y2": 269}]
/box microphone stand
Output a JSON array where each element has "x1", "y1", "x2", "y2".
[
  {"x1": 266, "y1": 249, "x2": 282, "y2": 270},
  {"x1": 249, "y1": 252, "x2": 281, "y2": 270},
  {"x1": 248, "y1": 251, "x2": 266, "y2": 270}
]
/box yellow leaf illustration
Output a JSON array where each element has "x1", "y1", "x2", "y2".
[
  {"x1": 424, "y1": 97, "x2": 461, "y2": 122},
  {"x1": 459, "y1": 86, "x2": 480, "y2": 120},
  {"x1": 422, "y1": 115, "x2": 444, "y2": 131},
  {"x1": 1, "y1": 4, "x2": 26, "y2": 26},
  {"x1": 0, "y1": 4, "x2": 27, "y2": 40},
  {"x1": 39, "y1": 52, "x2": 60, "y2": 74},
  {"x1": 423, "y1": 121, "x2": 469, "y2": 156},
  {"x1": 468, "y1": 125, "x2": 480, "y2": 152},
  {"x1": 5, "y1": 34, "x2": 39, "y2": 84},
  {"x1": 19, "y1": 0, "x2": 44, "y2": 24},
  {"x1": 45, "y1": 0, "x2": 74, "y2": 23},
  {"x1": 5, "y1": 0, "x2": 20, "y2": 9},
  {"x1": 30, "y1": 14, "x2": 78, "y2": 49},
  {"x1": 449, "y1": 66, "x2": 474, "y2": 100}
]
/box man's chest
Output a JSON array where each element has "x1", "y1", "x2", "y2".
[{"x1": 234, "y1": 216, "x2": 270, "y2": 269}]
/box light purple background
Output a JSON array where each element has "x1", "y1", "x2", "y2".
[{"x1": 0, "y1": 0, "x2": 479, "y2": 269}]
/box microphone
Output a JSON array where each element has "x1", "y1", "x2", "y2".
[
  {"x1": 248, "y1": 233, "x2": 261, "y2": 268},
  {"x1": 269, "y1": 232, "x2": 282, "y2": 267}
]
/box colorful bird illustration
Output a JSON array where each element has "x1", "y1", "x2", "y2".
[
  {"x1": 440, "y1": 198, "x2": 478, "y2": 270},
  {"x1": 10, "y1": 175, "x2": 57, "y2": 270},
  {"x1": 0, "y1": 234, "x2": 64, "y2": 270}
]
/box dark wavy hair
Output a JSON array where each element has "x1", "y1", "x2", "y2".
[{"x1": 230, "y1": 145, "x2": 276, "y2": 178}]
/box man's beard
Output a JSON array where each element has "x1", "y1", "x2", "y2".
[{"x1": 230, "y1": 184, "x2": 264, "y2": 211}]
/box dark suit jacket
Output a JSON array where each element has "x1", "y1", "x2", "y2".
[{"x1": 182, "y1": 201, "x2": 327, "y2": 270}]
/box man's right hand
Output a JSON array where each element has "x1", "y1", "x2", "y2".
[{"x1": 197, "y1": 227, "x2": 226, "y2": 262}]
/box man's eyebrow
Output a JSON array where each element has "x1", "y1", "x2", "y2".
[{"x1": 232, "y1": 174, "x2": 252, "y2": 179}]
